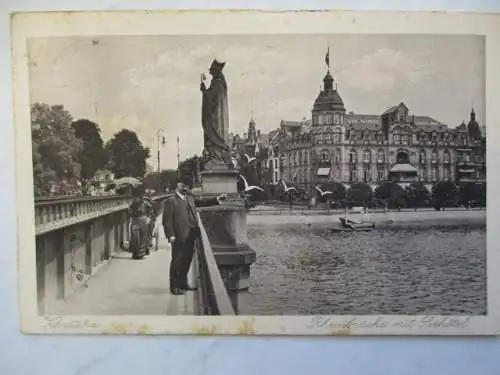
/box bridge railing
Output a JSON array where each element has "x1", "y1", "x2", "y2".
[
  {"x1": 34, "y1": 194, "x2": 171, "y2": 314},
  {"x1": 194, "y1": 212, "x2": 235, "y2": 315}
]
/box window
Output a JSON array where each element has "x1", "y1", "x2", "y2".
[
  {"x1": 401, "y1": 134, "x2": 410, "y2": 145},
  {"x1": 334, "y1": 132, "x2": 341, "y2": 143},
  {"x1": 443, "y1": 168, "x2": 450, "y2": 180},
  {"x1": 349, "y1": 149, "x2": 357, "y2": 163},
  {"x1": 334, "y1": 149, "x2": 341, "y2": 164},
  {"x1": 377, "y1": 149, "x2": 384, "y2": 163},
  {"x1": 420, "y1": 167, "x2": 426, "y2": 181},
  {"x1": 431, "y1": 167, "x2": 438, "y2": 181},
  {"x1": 419, "y1": 150, "x2": 426, "y2": 164},
  {"x1": 363, "y1": 149, "x2": 371, "y2": 163},
  {"x1": 377, "y1": 165, "x2": 384, "y2": 181},
  {"x1": 443, "y1": 150, "x2": 450, "y2": 164},
  {"x1": 431, "y1": 150, "x2": 438, "y2": 163},
  {"x1": 321, "y1": 150, "x2": 329, "y2": 162},
  {"x1": 394, "y1": 134, "x2": 401, "y2": 144},
  {"x1": 350, "y1": 169, "x2": 357, "y2": 182},
  {"x1": 363, "y1": 165, "x2": 371, "y2": 182}
]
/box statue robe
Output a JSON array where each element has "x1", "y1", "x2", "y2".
[{"x1": 202, "y1": 75, "x2": 230, "y2": 162}]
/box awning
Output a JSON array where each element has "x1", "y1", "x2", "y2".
[
  {"x1": 458, "y1": 169, "x2": 475, "y2": 173},
  {"x1": 390, "y1": 163, "x2": 418, "y2": 173},
  {"x1": 316, "y1": 167, "x2": 330, "y2": 176}
]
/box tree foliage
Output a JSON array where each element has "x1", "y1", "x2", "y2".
[
  {"x1": 179, "y1": 155, "x2": 203, "y2": 187},
  {"x1": 105, "y1": 129, "x2": 150, "y2": 179},
  {"x1": 31, "y1": 103, "x2": 82, "y2": 196},
  {"x1": 432, "y1": 181, "x2": 458, "y2": 205},
  {"x1": 72, "y1": 119, "x2": 108, "y2": 183},
  {"x1": 405, "y1": 182, "x2": 430, "y2": 207},
  {"x1": 347, "y1": 182, "x2": 373, "y2": 206},
  {"x1": 459, "y1": 182, "x2": 482, "y2": 204},
  {"x1": 143, "y1": 169, "x2": 178, "y2": 192},
  {"x1": 320, "y1": 181, "x2": 346, "y2": 201}
]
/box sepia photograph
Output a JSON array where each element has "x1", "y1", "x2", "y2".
[{"x1": 12, "y1": 11, "x2": 500, "y2": 335}]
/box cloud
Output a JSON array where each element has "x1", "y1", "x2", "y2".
[{"x1": 339, "y1": 48, "x2": 434, "y2": 91}]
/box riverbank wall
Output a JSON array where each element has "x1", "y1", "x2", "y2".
[{"x1": 247, "y1": 209, "x2": 486, "y2": 229}]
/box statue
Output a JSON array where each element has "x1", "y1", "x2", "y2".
[{"x1": 201, "y1": 59, "x2": 231, "y2": 167}]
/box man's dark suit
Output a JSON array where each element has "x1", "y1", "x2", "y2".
[{"x1": 162, "y1": 192, "x2": 220, "y2": 291}]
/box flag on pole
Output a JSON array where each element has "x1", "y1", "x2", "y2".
[{"x1": 325, "y1": 46, "x2": 330, "y2": 69}]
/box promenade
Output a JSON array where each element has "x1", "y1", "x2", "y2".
[{"x1": 48, "y1": 215, "x2": 195, "y2": 316}]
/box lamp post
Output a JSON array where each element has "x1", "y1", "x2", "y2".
[{"x1": 157, "y1": 129, "x2": 166, "y2": 193}]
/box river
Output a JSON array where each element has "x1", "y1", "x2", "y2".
[{"x1": 238, "y1": 222, "x2": 486, "y2": 315}]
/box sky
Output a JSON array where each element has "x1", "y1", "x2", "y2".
[{"x1": 28, "y1": 34, "x2": 485, "y2": 170}]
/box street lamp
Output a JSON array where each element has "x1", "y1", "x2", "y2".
[{"x1": 157, "y1": 129, "x2": 166, "y2": 193}]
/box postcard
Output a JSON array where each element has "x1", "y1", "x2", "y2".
[{"x1": 12, "y1": 10, "x2": 500, "y2": 335}]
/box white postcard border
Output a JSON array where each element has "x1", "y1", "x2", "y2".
[{"x1": 12, "y1": 10, "x2": 500, "y2": 335}]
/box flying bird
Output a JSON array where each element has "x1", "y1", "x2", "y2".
[
  {"x1": 315, "y1": 185, "x2": 333, "y2": 197},
  {"x1": 92, "y1": 40, "x2": 100, "y2": 46},
  {"x1": 239, "y1": 175, "x2": 264, "y2": 192},
  {"x1": 231, "y1": 157, "x2": 239, "y2": 169},
  {"x1": 281, "y1": 180, "x2": 297, "y2": 193},
  {"x1": 244, "y1": 153, "x2": 256, "y2": 163}
]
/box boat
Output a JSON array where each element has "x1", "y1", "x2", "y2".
[{"x1": 338, "y1": 216, "x2": 375, "y2": 231}]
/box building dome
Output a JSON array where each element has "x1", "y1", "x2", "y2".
[{"x1": 313, "y1": 71, "x2": 345, "y2": 112}]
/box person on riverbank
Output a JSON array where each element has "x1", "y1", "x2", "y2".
[
  {"x1": 143, "y1": 192, "x2": 157, "y2": 254},
  {"x1": 128, "y1": 187, "x2": 150, "y2": 260},
  {"x1": 162, "y1": 181, "x2": 227, "y2": 295}
]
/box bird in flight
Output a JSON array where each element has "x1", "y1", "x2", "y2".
[
  {"x1": 281, "y1": 180, "x2": 297, "y2": 193},
  {"x1": 315, "y1": 185, "x2": 333, "y2": 197},
  {"x1": 244, "y1": 153, "x2": 256, "y2": 163},
  {"x1": 239, "y1": 175, "x2": 264, "y2": 192},
  {"x1": 92, "y1": 40, "x2": 100, "y2": 46}
]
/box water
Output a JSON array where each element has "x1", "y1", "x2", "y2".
[{"x1": 238, "y1": 223, "x2": 486, "y2": 315}]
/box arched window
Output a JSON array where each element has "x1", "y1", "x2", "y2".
[{"x1": 363, "y1": 149, "x2": 371, "y2": 163}]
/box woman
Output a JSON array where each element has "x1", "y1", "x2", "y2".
[{"x1": 128, "y1": 187, "x2": 150, "y2": 259}]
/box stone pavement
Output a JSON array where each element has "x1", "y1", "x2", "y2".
[{"x1": 49, "y1": 215, "x2": 196, "y2": 315}]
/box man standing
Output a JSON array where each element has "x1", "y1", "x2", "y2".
[{"x1": 162, "y1": 181, "x2": 226, "y2": 295}]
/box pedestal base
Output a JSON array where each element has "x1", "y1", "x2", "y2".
[{"x1": 199, "y1": 164, "x2": 256, "y2": 313}]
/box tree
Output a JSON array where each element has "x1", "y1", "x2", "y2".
[
  {"x1": 347, "y1": 182, "x2": 373, "y2": 207},
  {"x1": 31, "y1": 103, "x2": 82, "y2": 196},
  {"x1": 375, "y1": 181, "x2": 406, "y2": 208},
  {"x1": 179, "y1": 155, "x2": 204, "y2": 187},
  {"x1": 105, "y1": 129, "x2": 150, "y2": 179},
  {"x1": 432, "y1": 181, "x2": 458, "y2": 207},
  {"x1": 406, "y1": 182, "x2": 430, "y2": 208},
  {"x1": 320, "y1": 181, "x2": 346, "y2": 201},
  {"x1": 459, "y1": 182, "x2": 482, "y2": 206},
  {"x1": 143, "y1": 169, "x2": 178, "y2": 192},
  {"x1": 72, "y1": 119, "x2": 108, "y2": 187}
]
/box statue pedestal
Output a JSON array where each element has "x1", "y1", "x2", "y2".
[{"x1": 198, "y1": 163, "x2": 256, "y2": 313}]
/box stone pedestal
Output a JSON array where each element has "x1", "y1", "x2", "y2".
[{"x1": 198, "y1": 162, "x2": 256, "y2": 313}]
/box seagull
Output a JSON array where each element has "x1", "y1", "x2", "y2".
[
  {"x1": 281, "y1": 180, "x2": 297, "y2": 193},
  {"x1": 239, "y1": 175, "x2": 264, "y2": 193},
  {"x1": 231, "y1": 157, "x2": 239, "y2": 169},
  {"x1": 244, "y1": 153, "x2": 256, "y2": 163},
  {"x1": 315, "y1": 185, "x2": 333, "y2": 197}
]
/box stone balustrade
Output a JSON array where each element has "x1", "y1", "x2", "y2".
[{"x1": 34, "y1": 194, "x2": 240, "y2": 316}]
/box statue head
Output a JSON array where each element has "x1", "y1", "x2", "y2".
[{"x1": 209, "y1": 59, "x2": 226, "y2": 76}]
